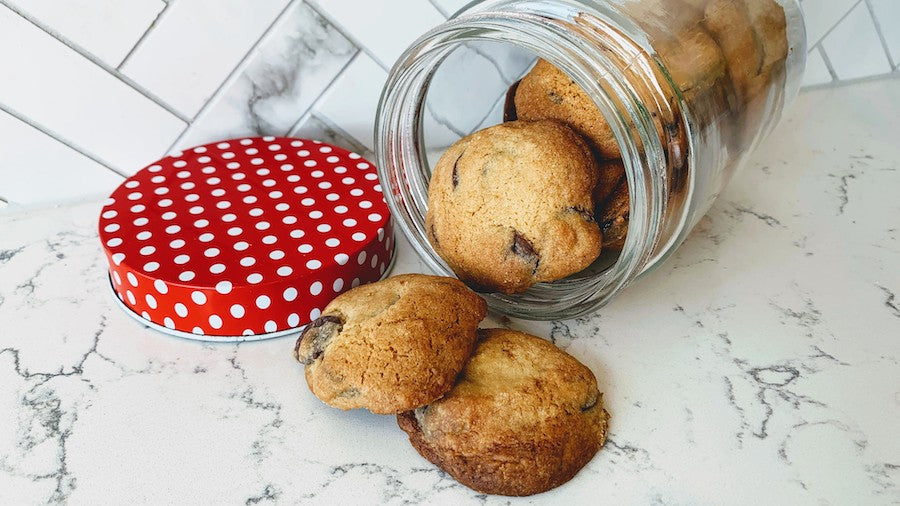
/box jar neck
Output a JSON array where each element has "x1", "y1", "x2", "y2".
[{"x1": 376, "y1": 0, "x2": 687, "y2": 319}]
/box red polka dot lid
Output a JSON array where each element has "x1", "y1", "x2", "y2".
[{"x1": 98, "y1": 136, "x2": 394, "y2": 341}]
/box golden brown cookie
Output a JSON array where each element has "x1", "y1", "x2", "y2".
[
  {"x1": 293, "y1": 274, "x2": 487, "y2": 414},
  {"x1": 398, "y1": 328, "x2": 610, "y2": 496},
  {"x1": 598, "y1": 176, "x2": 629, "y2": 251},
  {"x1": 514, "y1": 59, "x2": 620, "y2": 158},
  {"x1": 426, "y1": 120, "x2": 602, "y2": 294},
  {"x1": 594, "y1": 159, "x2": 625, "y2": 205}
]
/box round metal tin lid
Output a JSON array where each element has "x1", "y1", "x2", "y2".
[{"x1": 98, "y1": 136, "x2": 394, "y2": 341}]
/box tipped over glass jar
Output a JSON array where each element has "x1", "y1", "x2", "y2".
[{"x1": 376, "y1": 0, "x2": 806, "y2": 320}]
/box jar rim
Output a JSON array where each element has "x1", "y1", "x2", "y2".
[{"x1": 375, "y1": 0, "x2": 673, "y2": 319}]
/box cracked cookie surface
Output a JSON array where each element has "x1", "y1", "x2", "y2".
[
  {"x1": 426, "y1": 120, "x2": 602, "y2": 294},
  {"x1": 397, "y1": 328, "x2": 610, "y2": 496},
  {"x1": 294, "y1": 274, "x2": 487, "y2": 414}
]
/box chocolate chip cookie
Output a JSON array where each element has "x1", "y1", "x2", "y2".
[
  {"x1": 426, "y1": 120, "x2": 602, "y2": 294},
  {"x1": 294, "y1": 274, "x2": 487, "y2": 414},
  {"x1": 398, "y1": 328, "x2": 610, "y2": 496},
  {"x1": 514, "y1": 59, "x2": 620, "y2": 158}
]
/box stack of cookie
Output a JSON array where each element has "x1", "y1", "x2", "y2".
[
  {"x1": 426, "y1": 0, "x2": 788, "y2": 295},
  {"x1": 294, "y1": 274, "x2": 610, "y2": 496}
]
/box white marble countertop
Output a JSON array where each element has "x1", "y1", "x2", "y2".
[{"x1": 2, "y1": 78, "x2": 899, "y2": 505}]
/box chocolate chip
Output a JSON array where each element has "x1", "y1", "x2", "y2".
[
  {"x1": 295, "y1": 315, "x2": 344, "y2": 365},
  {"x1": 511, "y1": 231, "x2": 540, "y2": 274},
  {"x1": 451, "y1": 150, "x2": 464, "y2": 190},
  {"x1": 429, "y1": 223, "x2": 440, "y2": 247},
  {"x1": 503, "y1": 80, "x2": 520, "y2": 122}
]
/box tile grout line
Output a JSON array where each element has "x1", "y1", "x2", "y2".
[
  {"x1": 808, "y1": 0, "x2": 864, "y2": 49},
  {"x1": 305, "y1": 111, "x2": 373, "y2": 156},
  {"x1": 283, "y1": 48, "x2": 361, "y2": 136},
  {"x1": 816, "y1": 44, "x2": 839, "y2": 81},
  {"x1": 116, "y1": 0, "x2": 177, "y2": 71},
  {"x1": 863, "y1": 0, "x2": 897, "y2": 70},
  {"x1": 0, "y1": 1, "x2": 190, "y2": 124},
  {"x1": 0, "y1": 101, "x2": 129, "y2": 178},
  {"x1": 163, "y1": 0, "x2": 302, "y2": 154},
  {"x1": 305, "y1": 0, "x2": 391, "y2": 72},
  {"x1": 800, "y1": 65, "x2": 900, "y2": 91}
]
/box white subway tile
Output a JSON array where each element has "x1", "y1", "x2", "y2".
[
  {"x1": 178, "y1": 1, "x2": 356, "y2": 149},
  {"x1": 802, "y1": 48, "x2": 834, "y2": 87},
  {"x1": 292, "y1": 114, "x2": 372, "y2": 159},
  {"x1": 0, "y1": 8, "x2": 185, "y2": 174},
  {"x1": 821, "y1": 3, "x2": 892, "y2": 80},
  {"x1": 310, "y1": 0, "x2": 444, "y2": 68},
  {"x1": 0, "y1": 111, "x2": 122, "y2": 205},
  {"x1": 5, "y1": 0, "x2": 165, "y2": 67},
  {"x1": 433, "y1": 0, "x2": 472, "y2": 17},
  {"x1": 313, "y1": 53, "x2": 387, "y2": 151},
  {"x1": 870, "y1": 0, "x2": 900, "y2": 67},
  {"x1": 121, "y1": 0, "x2": 289, "y2": 117},
  {"x1": 800, "y1": 0, "x2": 857, "y2": 45}
]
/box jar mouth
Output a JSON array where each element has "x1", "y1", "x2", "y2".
[{"x1": 375, "y1": 2, "x2": 672, "y2": 319}]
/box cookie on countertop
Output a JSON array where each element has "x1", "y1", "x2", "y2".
[
  {"x1": 426, "y1": 120, "x2": 602, "y2": 294},
  {"x1": 514, "y1": 59, "x2": 620, "y2": 159},
  {"x1": 294, "y1": 274, "x2": 487, "y2": 414},
  {"x1": 398, "y1": 328, "x2": 610, "y2": 496}
]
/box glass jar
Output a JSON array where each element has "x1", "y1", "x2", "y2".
[{"x1": 375, "y1": 0, "x2": 806, "y2": 319}]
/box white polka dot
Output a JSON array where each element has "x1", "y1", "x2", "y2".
[
  {"x1": 320, "y1": 146, "x2": 333, "y2": 153},
  {"x1": 176, "y1": 171, "x2": 190, "y2": 178},
  {"x1": 208, "y1": 314, "x2": 223, "y2": 329},
  {"x1": 192, "y1": 327, "x2": 204, "y2": 335},
  {"x1": 309, "y1": 210, "x2": 324, "y2": 219},
  {"x1": 243, "y1": 138, "x2": 256, "y2": 145},
  {"x1": 269, "y1": 190, "x2": 283, "y2": 199},
  {"x1": 327, "y1": 155, "x2": 339, "y2": 163},
  {"x1": 334, "y1": 205, "x2": 348, "y2": 214},
  {"x1": 352, "y1": 232, "x2": 366, "y2": 242},
  {"x1": 256, "y1": 295, "x2": 271, "y2": 309},
  {"x1": 334, "y1": 166, "x2": 347, "y2": 174},
  {"x1": 127, "y1": 192, "x2": 142, "y2": 201},
  {"x1": 185, "y1": 194, "x2": 202, "y2": 203},
  {"x1": 242, "y1": 329, "x2": 254, "y2": 336},
  {"x1": 106, "y1": 237, "x2": 123, "y2": 247},
  {"x1": 178, "y1": 271, "x2": 195, "y2": 282},
  {"x1": 268, "y1": 144, "x2": 281, "y2": 151},
  {"x1": 277, "y1": 266, "x2": 293, "y2": 276},
  {"x1": 175, "y1": 303, "x2": 188, "y2": 317},
  {"x1": 199, "y1": 233, "x2": 215, "y2": 242},
  {"x1": 234, "y1": 241, "x2": 249, "y2": 251},
  {"x1": 104, "y1": 223, "x2": 120, "y2": 233},
  {"x1": 298, "y1": 244, "x2": 313, "y2": 253},
  {"x1": 310, "y1": 168, "x2": 323, "y2": 175},
  {"x1": 195, "y1": 219, "x2": 210, "y2": 228},
  {"x1": 126, "y1": 272, "x2": 139, "y2": 286},
  {"x1": 245, "y1": 148, "x2": 258, "y2": 155},
  {"x1": 197, "y1": 156, "x2": 211, "y2": 163},
  {"x1": 192, "y1": 291, "x2": 207, "y2": 304},
  {"x1": 262, "y1": 235, "x2": 277, "y2": 245},
  {"x1": 240, "y1": 256, "x2": 256, "y2": 267},
  {"x1": 237, "y1": 183, "x2": 251, "y2": 191},
  {"x1": 282, "y1": 216, "x2": 298, "y2": 225},
  {"x1": 248, "y1": 206, "x2": 262, "y2": 215},
  {"x1": 351, "y1": 278, "x2": 360, "y2": 288},
  {"x1": 141, "y1": 311, "x2": 150, "y2": 320},
  {"x1": 377, "y1": 228, "x2": 385, "y2": 241},
  {"x1": 139, "y1": 246, "x2": 155, "y2": 256},
  {"x1": 343, "y1": 218, "x2": 357, "y2": 227},
  {"x1": 104, "y1": 198, "x2": 116, "y2": 206},
  {"x1": 170, "y1": 239, "x2": 186, "y2": 249},
  {"x1": 290, "y1": 229, "x2": 305, "y2": 239},
  {"x1": 215, "y1": 281, "x2": 233, "y2": 294},
  {"x1": 317, "y1": 224, "x2": 331, "y2": 233},
  {"x1": 216, "y1": 201, "x2": 231, "y2": 210},
  {"x1": 210, "y1": 263, "x2": 226, "y2": 274},
  {"x1": 335, "y1": 253, "x2": 349, "y2": 265},
  {"x1": 281, "y1": 163, "x2": 294, "y2": 171},
  {"x1": 154, "y1": 187, "x2": 169, "y2": 196},
  {"x1": 102, "y1": 210, "x2": 117, "y2": 219},
  {"x1": 357, "y1": 162, "x2": 370, "y2": 169},
  {"x1": 368, "y1": 213, "x2": 382, "y2": 222},
  {"x1": 164, "y1": 317, "x2": 175, "y2": 329},
  {"x1": 174, "y1": 254, "x2": 190, "y2": 264},
  {"x1": 298, "y1": 149, "x2": 310, "y2": 156},
  {"x1": 374, "y1": 184, "x2": 382, "y2": 192},
  {"x1": 325, "y1": 238, "x2": 340, "y2": 247},
  {"x1": 203, "y1": 247, "x2": 219, "y2": 258},
  {"x1": 244, "y1": 196, "x2": 258, "y2": 205},
  {"x1": 113, "y1": 271, "x2": 122, "y2": 285},
  {"x1": 365, "y1": 173, "x2": 378, "y2": 181},
  {"x1": 255, "y1": 221, "x2": 270, "y2": 230},
  {"x1": 306, "y1": 259, "x2": 322, "y2": 270},
  {"x1": 228, "y1": 227, "x2": 243, "y2": 236},
  {"x1": 221, "y1": 152, "x2": 235, "y2": 159},
  {"x1": 309, "y1": 308, "x2": 322, "y2": 320},
  {"x1": 147, "y1": 165, "x2": 162, "y2": 173},
  {"x1": 134, "y1": 217, "x2": 150, "y2": 227},
  {"x1": 333, "y1": 278, "x2": 345, "y2": 292},
  {"x1": 112, "y1": 253, "x2": 126, "y2": 265},
  {"x1": 173, "y1": 160, "x2": 187, "y2": 168},
  {"x1": 158, "y1": 199, "x2": 173, "y2": 207},
  {"x1": 251, "y1": 158, "x2": 264, "y2": 165},
  {"x1": 230, "y1": 304, "x2": 246, "y2": 318},
  {"x1": 194, "y1": 146, "x2": 207, "y2": 153},
  {"x1": 287, "y1": 313, "x2": 300, "y2": 327},
  {"x1": 283, "y1": 287, "x2": 298, "y2": 301},
  {"x1": 165, "y1": 225, "x2": 181, "y2": 234},
  {"x1": 350, "y1": 189, "x2": 363, "y2": 197},
  {"x1": 180, "y1": 182, "x2": 195, "y2": 190},
  {"x1": 144, "y1": 261, "x2": 160, "y2": 272},
  {"x1": 371, "y1": 254, "x2": 379, "y2": 268},
  {"x1": 145, "y1": 294, "x2": 158, "y2": 309},
  {"x1": 359, "y1": 200, "x2": 373, "y2": 209},
  {"x1": 211, "y1": 188, "x2": 226, "y2": 197},
  {"x1": 269, "y1": 250, "x2": 285, "y2": 260},
  {"x1": 227, "y1": 162, "x2": 240, "y2": 169},
  {"x1": 222, "y1": 213, "x2": 237, "y2": 222},
  {"x1": 318, "y1": 181, "x2": 332, "y2": 189},
  {"x1": 301, "y1": 198, "x2": 315, "y2": 206},
  {"x1": 126, "y1": 290, "x2": 136, "y2": 305},
  {"x1": 130, "y1": 204, "x2": 146, "y2": 213},
  {"x1": 326, "y1": 193, "x2": 340, "y2": 201},
  {"x1": 262, "y1": 179, "x2": 276, "y2": 187},
  {"x1": 247, "y1": 273, "x2": 263, "y2": 284},
  {"x1": 162, "y1": 211, "x2": 177, "y2": 220},
  {"x1": 257, "y1": 168, "x2": 270, "y2": 176},
  {"x1": 264, "y1": 321, "x2": 277, "y2": 333},
  {"x1": 292, "y1": 183, "x2": 306, "y2": 192}
]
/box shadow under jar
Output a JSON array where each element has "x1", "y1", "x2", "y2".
[{"x1": 376, "y1": 0, "x2": 806, "y2": 320}]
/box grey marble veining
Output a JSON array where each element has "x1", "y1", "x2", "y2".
[{"x1": 0, "y1": 80, "x2": 898, "y2": 504}]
